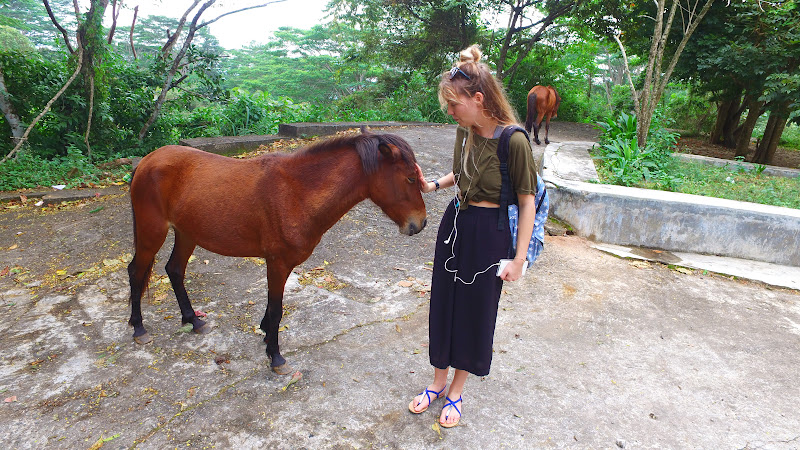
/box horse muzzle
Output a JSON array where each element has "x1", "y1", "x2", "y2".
[{"x1": 401, "y1": 216, "x2": 427, "y2": 236}]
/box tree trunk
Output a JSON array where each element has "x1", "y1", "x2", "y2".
[
  {"x1": 709, "y1": 99, "x2": 733, "y2": 145},
  {"x1": 721, "y1": 96, "x2": 744, "y2": 148},
  {"x1": 138, "y1": 0, "x2": 213, "y2": 141},
  {"x1": 734, "y1": 97, "x2": 764, "y2": 159},
  {"x1": 0, "y1": 68, "x2": 25, "y2": 145},
  {"x1": 752, "y1": 107, "x2": 789, "y2": 165}
]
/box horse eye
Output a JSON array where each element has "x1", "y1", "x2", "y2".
[{"x1": 407, "y1": 177, "x2": 416, "y2": 184}]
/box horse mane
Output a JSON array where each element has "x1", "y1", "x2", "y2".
[{"x1": 299, "y1": 131, "x2": 417, "y2": 175}]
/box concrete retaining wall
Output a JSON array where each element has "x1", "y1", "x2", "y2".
[{"x1": 544, "y1": 143, "x2": 800, "y2": 267}]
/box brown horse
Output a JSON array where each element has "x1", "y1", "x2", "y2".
[
  {"x1": 525, "y1": 85, "x2": 561, "y2": 145},
  {"x1": 127, "y1": 128, "x2": 427, "y2": 374}
]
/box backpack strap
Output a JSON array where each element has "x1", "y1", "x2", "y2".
[{"x1": 497, "y1": 125, "x2": 529, "y2": 231}]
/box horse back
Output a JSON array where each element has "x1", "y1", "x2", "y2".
[{"x1": 130, "y1": 145, "x2": 283, "y2": 256}]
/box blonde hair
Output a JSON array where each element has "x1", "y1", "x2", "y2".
[{"x1": 438, "y1": 44, "x2": 520, "y2": 176}]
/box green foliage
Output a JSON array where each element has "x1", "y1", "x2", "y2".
[
  {"x1": 0, "y1": 24, "x2": 34, "y2": 51},
  {"x1": 594, "y1": 111, "x2": 679, "y2": 187},
  {"x1": 660, "y1": 84, "x2": 715, "y2": 135},
  {"x1": 779, "y1": 124, "x2": 800, "y2": 149},
  {"x1": 183, "y1": 88, "x2": 314, "y2": 137},
  {"x1": 641, "y1": 157, "x2": 800, "y2": 210},
  {"x1": 0, "y1": 146, "x2": 130, "y2": 191},
  {"x1": 596, "y1": 111, "x2": 637, "y2": 144}
]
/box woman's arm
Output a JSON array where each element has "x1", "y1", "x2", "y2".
[{"x1": 499, "y1": 192, "x2": 536, "y2": 281}]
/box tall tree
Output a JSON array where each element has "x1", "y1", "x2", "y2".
[
  {"x1": 612, "y1": 0, "x2": 715, "y2": 147},
  {"x1": 677, "y1": 0, "x2": 799, "y2": 163}
]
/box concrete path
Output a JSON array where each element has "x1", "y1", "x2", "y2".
[{"x1": 1, "y1": 125, "x2": 799, "y2": 449}]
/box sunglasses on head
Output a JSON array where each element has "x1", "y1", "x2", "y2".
[{"x1": 449, "y1": 66, "x2": 471, "y2": 80}]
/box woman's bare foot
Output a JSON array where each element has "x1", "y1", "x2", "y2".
[
  {"x1": 439, "y1": 395, "x2": 462, "y2": 427},
  {"x1": 408, "y1": 384, "x2": 447, "y2": 413}
]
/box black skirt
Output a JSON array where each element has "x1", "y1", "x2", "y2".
[{"x1": 429, "y1": 200, "x2": 512, "y2": 377}]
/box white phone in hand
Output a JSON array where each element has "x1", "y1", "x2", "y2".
[{"x1": 497, "y1": 259, "x2": 527, "y2": 277}]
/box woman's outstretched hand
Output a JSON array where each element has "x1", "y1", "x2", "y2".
[{"x1": 415, "y1": 163, "x2": 435, "y2": 193}]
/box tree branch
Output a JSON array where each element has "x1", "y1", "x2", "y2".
[
  {"x1": 43, "y1": 0, "x2": 75, "y2": 53},
  {"x1": 613, "y1": 33, "x2": 641, "y2": 115},
  {"x1": 129, "y1": 6, "x2": 138, "y2": 59},
  {"x1": 198, "y1": 0, "x2": 290, "y2": 30},
  {"x1": 107, "y1": 0, "x2": 122, "y2": 44}
]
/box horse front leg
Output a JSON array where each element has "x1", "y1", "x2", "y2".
[{"x1": 260, "y1": 262, "x2": 293, "y2": 375}]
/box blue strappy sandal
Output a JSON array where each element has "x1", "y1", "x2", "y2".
[
  {"x1": 440, "y1": 395, "x2": 462, "y2": 428},
  {"x1": 408, "y1": 385, "x2": 447, "y2": 414}
]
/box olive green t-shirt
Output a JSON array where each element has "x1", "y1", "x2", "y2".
[{"x1": 452, "y1": 126, "x2": 538, "y2": 210}]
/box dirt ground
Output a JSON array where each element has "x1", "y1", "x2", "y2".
[
  {"x1": 676, "y1": 137, "x2": 800, "y2": 170},
  {"x1": 1, "y1": 123, "x2": 799, "y2": 448}
]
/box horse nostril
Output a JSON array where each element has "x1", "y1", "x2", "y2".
[{"x1": 421, "y1": 217, "x2": 428, "y2": 230}]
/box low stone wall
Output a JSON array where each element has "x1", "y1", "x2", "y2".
[
  {"x1": 178, "y1": 135, "x2": 283, "y2": 155},
  {"x1": 544, "y1": 142, "x2": 800, "y2": 267}
]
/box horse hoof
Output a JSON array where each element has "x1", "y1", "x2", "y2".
[
  {"x1": 272, "y1": 363, "x2": 293, "y2": 375},
  {"x1": 134, "y1": 332, "x2": 153, "y2": 345},
  {"x1": 193, "y1": 323, "x2": 212, "y2": 335}
]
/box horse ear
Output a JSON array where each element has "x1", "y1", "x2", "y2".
[
  {"x1": 379, "y1": 143, "x2": 400, "y2": 161},
  {"x1": 360, "y1": 125, "x2": 372, "y2": 135}
]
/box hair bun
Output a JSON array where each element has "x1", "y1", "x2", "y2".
[{"x1": 459, "y1": 44, "x2": 482, "y2": 64}]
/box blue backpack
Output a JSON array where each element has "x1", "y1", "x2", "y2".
[{"x1": 496, "y1": 126, "x2": 549, "y2": 268}]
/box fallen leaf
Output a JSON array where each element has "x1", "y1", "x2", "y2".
[
  {"x1": 629, "y1": 261, "x2": 651, "y2": 269},
  {"x1": 35, "y1": 200, "x2": 43, "y2": 207},
  {"x1": 4, "y1": 396, "x2": 17, "y2": 403},
  {"x1": 281, "y1": 371, "x2": 303, "y2": 391},
  {"x1": 432, "y1": 422, "x2": 442, "y2": 438},
  {"x1": 278, "y1": 325, "x2": 288, "y2": 332},
  {"x1": 397, "y1": 280, "x2": 413, "y2": 287},
  {"x1": 674, "y1": 267, "x2": 694, "y2": 275},
  {"x1": 56, "y1": 269, "x2": 67, "y2": 276},
  {"x1": 19, "y1": 195, "x2": 27, "y2": 204},
  {"x1": 395, "y1": 324, "x2": 401, "y2": 333},
  {"x1": 194, "y1": 310, "x2": 207, "y2": 318},
  {"x1": 8, "y1": 244, "x2": 18, "y2": 251},
  {"x1": 188, "y1": 255, "x2": 197, "y2": 263},
  {"x1": 0, "y1": 266, "x2": 8, "y2": 277}
]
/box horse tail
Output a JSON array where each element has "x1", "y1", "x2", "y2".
[
  {"x1": 127, "y1": 167, "x2": 155, "y2": 302},
  {"x1": 526, "y1": 92, "x2": 538, "y2": 133},
  {"x1": 551, "y1": 87, "x2": 561, "y2": 118}
]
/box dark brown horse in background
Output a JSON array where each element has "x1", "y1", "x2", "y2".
[
  {"x1": 525, "y1": 85, "x2": 561, "y2": 145},
  {"x1": 127, "y1": 128, "x2": 427, "y2": 374}
]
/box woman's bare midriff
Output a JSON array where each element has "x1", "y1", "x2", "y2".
[{"x1": 467, "y1": 200, "x2": 500, "y2": 208}]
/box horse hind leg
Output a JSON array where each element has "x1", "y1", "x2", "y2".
[
  {"x1": 165, "y1": 229, "x2": 209, "y2": 334},
  {"x1": 128, "y1": 220, "x2": 168, "y2": 345},
  {"x1": 544, "y1": 115, "x2": 552, "y2": 145},
  {"x1": 533, "y1": 114, "x2": 545, "y2": 145}
]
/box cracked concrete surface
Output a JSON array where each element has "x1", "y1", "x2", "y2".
[{"x1": 1, "y1": 124, "x2": 799, "y2": 449}]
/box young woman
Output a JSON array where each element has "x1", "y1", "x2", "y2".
[{"x1": 409, "y1": 45, "x2": 539, "y2": 428}]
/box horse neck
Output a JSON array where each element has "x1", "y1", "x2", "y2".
[{"x1": 289, "y1": 148, "x2": 371, "y2": 229}]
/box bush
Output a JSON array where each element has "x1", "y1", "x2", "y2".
[
  {"x1": 593, "y1": 111, "x2": 680, "y2": 187},
  {"x1": 0, "y1": 146, "x2": 130, "y2": 191}
]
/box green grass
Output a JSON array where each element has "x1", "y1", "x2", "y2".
[
  {"x1": 597, "y1": 157, "x2": 800, "y2": 209},
  {"x1": 778, "y1": 123, "x2": 800, "y2": 150}
]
